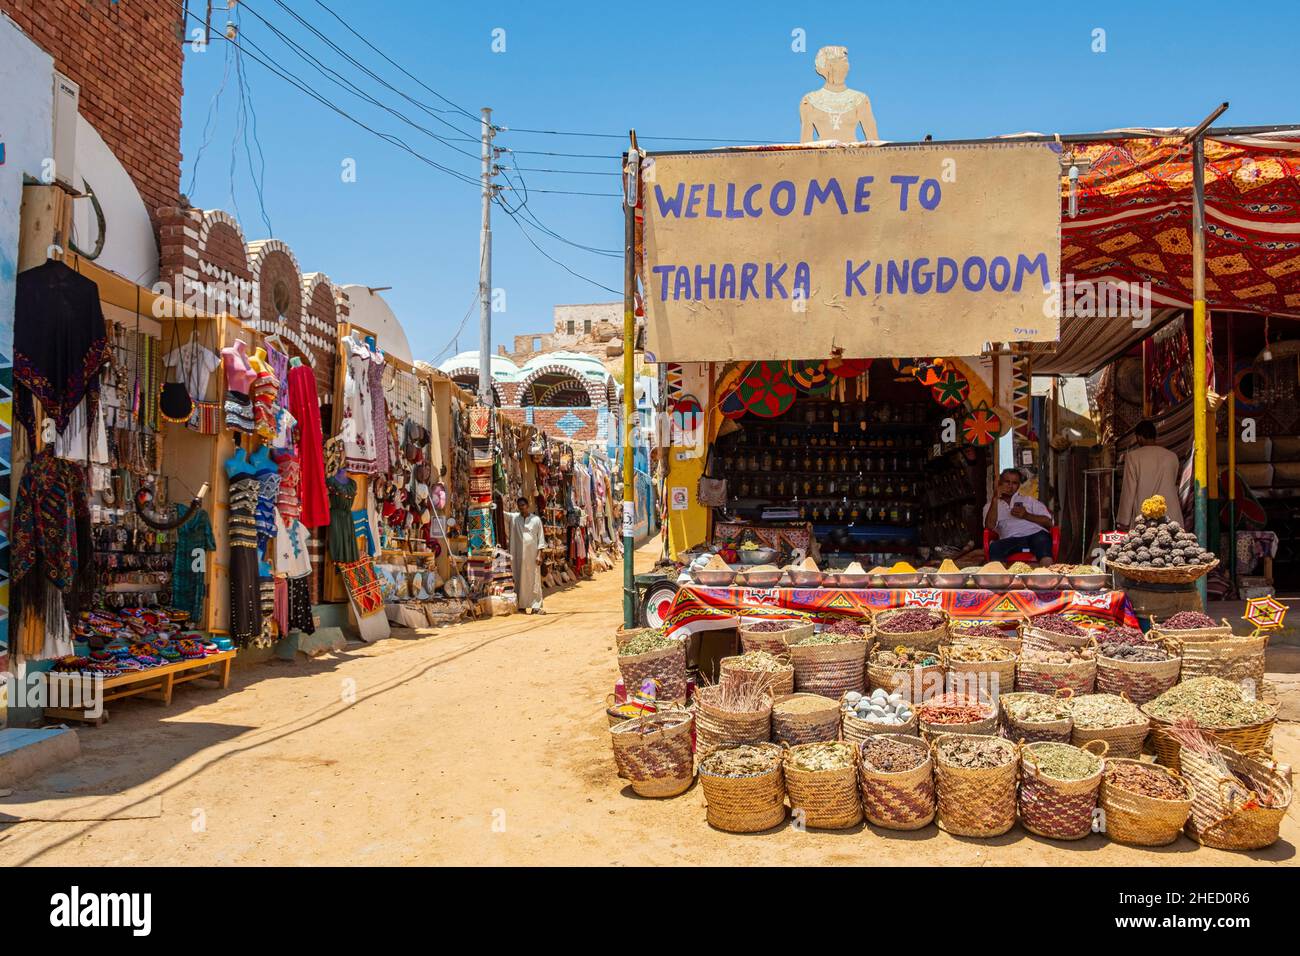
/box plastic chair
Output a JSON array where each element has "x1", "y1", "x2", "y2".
[{"x1": 984, "y1": 527, "x2": 1060, "y2": 563}]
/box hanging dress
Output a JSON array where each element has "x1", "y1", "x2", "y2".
[
  {"x1": 288, "y1": 363, "x2": 330, "y2": 528},
  {"x1": 228, "y1": 475, "x2": 262, "y2": 646},
  {"x1": 342, "y1": 338, "x2": 377, "y2": 472},
  {"x1": 327, "y1": 476, "x2": 360, "y2": 562},
  {"x1": 172, "y1": 507, "x2": 215, "y2": 624},
  {"x1": 369, "y1": 346, "x2": 390, "y2": 475}
]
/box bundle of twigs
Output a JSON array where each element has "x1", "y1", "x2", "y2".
[{"x1": 1165, "y1": 717, "x2": 1277, "y2": 808}]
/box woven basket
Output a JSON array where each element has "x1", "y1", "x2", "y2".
[
  {"x1": 840, "y1": 692, "x2": 919, "y2": 745},
  {"x1": 1148, "y1": 617, "x2": 1234, "y2": 643},
  {"x1": 917, "y1": 694, "x2": 998, "y2": 742},
  {"x1": 947, "y1": 622, "x2": 1021, "y2": 655},
  {"x1": 931, "y1": 733, "x2": 1019, "y2": 837},
  {"x1": 858, "y1": 734, "x2": 936, "y2": 830},
  {"x1": 609, "y1": 710, "x2": 695, "y2": 798},
  {"x1": 868, "y1": 656, "x2": 945, "y2": 703},
  {"x1": 1018, "y1": 740, "x2": 1107, "y2": 841},
  {"x1": 615, "y1": 625, "x2": 657, "y2": 650},
  {"x1": 771, "y1": 693, "x2": 840, "y2": 746},
  {"x1": 1100, "y1": 758, "x2": 1194, "y2": 846},
  {"x1": 1016, "y1": 657, "x2": 1096, "y2": 696},
  {"x1": 1143, "y1": 709, "x2": 1278, "y2": 773},
  {"x1": 783, "y1": 742, "x2": 863, "y2": 829},
  {"x1": 1180, "y1": 746, "x2": 1293, "y2": 851},
  {"x1": 998, "y1": 692, "x2": 1074, "y2": 744},
  {"x1": 1020, "y1": 622, "x2": 1096, "y2": 651},
  {"x1": 788, "y1": 638, "x2": 868, "y2": 699},
  {"x1": 1096, "y1": 653, "x2": 1181, "y2": 706},
  {"x1": 1069, "y1": 697, "x2": 1150, "y2": 760},
  {"x1": 1109, "y1": 558, "x2": 1218, "y2": 585},
  {"x1": 740, "y1": 620, "x2": 812, "y2": 655},
  {"x1": 698, "y1": 743, "x2": 787, "y2": 833},
  {"x1": 942, "y1": 643, "x2": 1017, "y2": 698},
  {"x1": 693, "y1": 685, "x2": 772, "y2": 754},
  {"x1": 1174, "y1": 635, "x2": 1267, "y2": 686},
  {"x1": 719, "y1": 655, "x2": 795, "y2": 698},
  {"x1": 873, "y1": 608, "x2": 949, "y2": 650},
  {"x1": 618, "y1": 641, "x2": 688, "y2": 702}
]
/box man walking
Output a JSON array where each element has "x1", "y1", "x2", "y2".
[
  {"x1": 507, "y1": 496, "x2": 547, "y2": 614},
  {"x1": 983, "y1": 468, "x2": 1055, "y2": 566},
  {"x1": 1117, "y1": 420, "x2": 1185, "y2": 531}
]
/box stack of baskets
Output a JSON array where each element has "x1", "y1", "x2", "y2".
[
  {"x1": 1018, "y1": 740, "x2": 1107, "y2": 841},
  {"x1": 609, "y1": 710, "x2": 696, "y2": 798},
  {"x1": 740, "y1": 620, "x2": 812, "y2": 655},
  {"x1": 783, "y1": 742, "x2": 863, "y2": 829},
  {"x1": 788, "y1": 634, "x2": 870, "y2": 699},
  {"x1": 698, "y1": 743, "x2": 787, "y2": 833},
  {"x1": 858, "y1": 734, "x2": 935, "y2": 830}
]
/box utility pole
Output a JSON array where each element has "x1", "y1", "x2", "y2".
[
  {"x1": 622, "y1": 132, "x2": 640, "y2": 628},
  {"x1": 478, "y1": 106, "x2": 495, "y2": 406}
]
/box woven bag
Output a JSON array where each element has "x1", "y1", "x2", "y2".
[
  {"x1": 1095, "y1": 652, "x2": 1181, "y2": 706},
  {"x1": 1020, "y1": 621, "x2": 1096, "y2": 652},
  {"x1": 609, "y1": 711, "x2": 695, "y2": 798},
  {"x1": 942, "y1": 641, "x2": 1017, "y2": 699},
  {"x1": 858, "y1": 734, "x2": 936, "y2": 830},
  {"x1": 1099, "y1": 758, "x2": 1194, "y2": 846},
  {"x1": 740, "y1": 620, "x2": 812, "y2": 655},
  {"x1": 1015, "y1": 657, "x2": 1096, "y2": 696},
  {"x1": 1180, "y1": 745, "x2": 1293, "y2": 851},
  {"x1": 917, "y1": 692, "x2": 998, "y2": 743},
  {"x1": 840, "y1": 692, "x2": 918, "y2": 745},
  {"x1": 788, "y1": 638, "x2": 868, "y2": 699},
  {"x1": 1142, "y1": 706, "x2": 1278, "y2": 774},
  {"x1": 1018, "y1": 740, "x2": 1107, "y2": 841},
  {"x1": 1068, "y1": 695, "x2": 1150, "y2": 760},
  {"x1": 693, "y1": 685, "x2": 772, "y2": 755},
  {"x1": 698, "y1": 743, "x2": 787, "y2": 833},
  {"x1": 868, "y1": 655, "x2": 945, "y2": 703},
  {"x1": 618, "y1": 640, "x2": 688, "y2": 703},
  {"x1": 719, "y1": 654, "x2": 795, "y2": 698},
  {"x1": 783, "y1": 742, "x2": 863, "y2": 829},
  {"x1": 1149, "y1": 617, "x2": 1234, "y2": 643},
  {"x1": 998, "y1": 691, "x2": 1073, "y2": 744},
  {"x1": 1174, "y1": 635, "x2": 1267, "y2": 686},
  {"x1": 931, "y1": 734, "x2": 1019, "y2": 837},
  {"x1": 771, "y1": 693, "x2": 840, "y2": 746}
]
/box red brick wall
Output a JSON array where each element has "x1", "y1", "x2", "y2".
[
  {"x1": 0, "y1": 0, "x2": 185, "y2": 234},
  {"x1": 498, "y1": 407, "x2": 601, "y2": 443}
]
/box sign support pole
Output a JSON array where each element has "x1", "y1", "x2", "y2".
[{"x1": 622, "y1": 133, "x2": 640, "y2": 629}]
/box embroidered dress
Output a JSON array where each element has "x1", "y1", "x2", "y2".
[
  {"x1": 172, "y1": 508, "x2": 215, "y2": 624},
  {"x1": 274, "y1": 452, "x2": 302, "y2": 521},
  {"x1": 327, "y1": 476, "x2": 360, "y2": 562},
  {"x1": 342, "y1": 338, "x2": 377, "y2": 472},
  {"x1": 251, "y1": 369, "x2": 280, "y2": 441},
  {"x1": 369, "y1": 347, "x2": 390, "y2": 475},
  {"x1": 256, "y1": 471, "x2": 283, "y2": 553}
]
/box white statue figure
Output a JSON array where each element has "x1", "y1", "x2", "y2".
[{"x1": 800, "y1": 46, "x2": 878, "y2": 143}]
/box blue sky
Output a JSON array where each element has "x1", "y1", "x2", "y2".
[{"x1": 179, "y1": 0, "x2": 1299, "y2": 363}]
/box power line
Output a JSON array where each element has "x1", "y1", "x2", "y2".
[
  {"x1": 505, "y1": 127, "x2": 777, "y2": 144},
  {"x1": 184, "y1": 9, "x2": 482, "y2": 189},
  {"x1": 528, "y1": 188, "x2": 621, "y2": 197},
  {"x1": 185, "y1": 37, "x2": 235, "y2": 199},
  {"x1": 233, "y1": 13, "x2": 274, "y2": 236},
  {"x1": 508, "y1": 148, "x2": 622, "y2": 159},
  {"x1": 513, "y1": 166, "x2": 621, "y2": 176},
  {"x1": 496, "y1": 203, "x2": 620, "y2": 295},
  {"x1": 307, "y1": 0, "x2": 481, "y2": 124}
]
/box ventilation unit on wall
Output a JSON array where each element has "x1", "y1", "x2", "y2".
[{"x1": 52, "y1": 70, "x2": 80, "y2": 188}]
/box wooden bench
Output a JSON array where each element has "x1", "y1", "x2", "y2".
[{"x1": 44, "y1": 650, "x2": 236, "y2": 725}]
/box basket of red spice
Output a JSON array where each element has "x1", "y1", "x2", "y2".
[
  {"x1": 739, "y1": 618, "x2": 813, "y2": 655},
  {"x1": 873, "y1": 608, "x2": 949, "y2": 651},
  {"x1": 916, "y1": 691, "x2": 998, "y2": 741}
]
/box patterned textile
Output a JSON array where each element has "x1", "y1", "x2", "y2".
[
  {"x1": 251, "y1": 369, "x2": 280, "y2": 441},
  {"x1": 662, "y1": 585, "x2": 1138, "y2": 640},
  {"x1": 256, "y1": 471, "x2": 283, "y2": 551},
  {"x1": 228, "y1": 475, "x2": 262, "y2": 645},
  {"x1": 288, "y1": 576, "x2": 315, "y2": 633},
  {"x1": 171, "y1": 508, "x2": 214, "y2": 623},
  {"x1": 288, "y1": 364, "x2": 329, "y2": 527},
  {"x1": 12, "y1": 450, "x2": 90, "y2": 599},
  {"x1": 274, "y1": 451, "x2": 302, "y2": 520}
]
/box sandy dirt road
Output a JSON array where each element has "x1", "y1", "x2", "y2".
[{"x1": 2, "y1": 542, "x2": 1296, "y2": 866}]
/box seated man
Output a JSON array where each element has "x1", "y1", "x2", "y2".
[{"x1": 983, "y1": 468, "x2": 1054, "y2": 566}]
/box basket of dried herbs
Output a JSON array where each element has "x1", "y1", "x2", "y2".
[
  {"x1": 740, "y1": 619, "x2": 813, "y2": 655},
  {"x1": 771, "y1": 692, "x2": 841, "y2": 746},
  {"x1": 788, "y1": 631, "x2": 869, "y2": 700},
  {"x1": 868, "y1": 645, "x2": 944, "y2": 703},
  {"x1": 782, "y1": 741, "x2": 863, "y2": 829},
  {"x1": 1015, "y1": 643, "x2": 1097, "y2": 696},
  {"x1": 1018, "y1": 740, "x2": 1107, "y2": 840},
  {"x1": 1099, "y1": 758, "x2": 1194, "y2": 846},
  {"x1": 1141, "y1": 677, "x2": 1278, "y2": 772},
  {"x1": 1068, "y1": 693, "x2": 1150, "y2": 759},
  {"x1": 1095, "y1": 638, "x2": 1181, "y2": 705},
  {"x1": 617, "y1": 629, "x2": 688, "y2": 702},
  {"x1": 858, "y1": 734, "x2": 936, "y2": 830},
  {"x1": 698, "y1": 743, "x2": 787, "y2": 833},
  {"x1": 693, "y1": 682, "x2": 773, "y2": 755},
  {"x1": 941, "y1": 639, "x2": 1017, "y2": 698},
  {"x1": 609, "y1": 709, "x2": 695, "y2": 798},
  {"x1": 719, "y1": 650, "x2": 795, "y2": 697},
  {"x1": 999, "y1": 691, "x2": 1074, "y2": 743},
  {"x1": 1168, "y1": 722, "x2": 1293, "y2": 851},
  {"x1": 930, "y1": 734, "x2": 1019, "y2": 837}
]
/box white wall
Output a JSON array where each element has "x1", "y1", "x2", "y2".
[
  {"x1": 69, "y1": 114, "x2": 158, "y2": 286},
  {"x1": 341, "y1": 284, "x2": 413, "y2": 364}
]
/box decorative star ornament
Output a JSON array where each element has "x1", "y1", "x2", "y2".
[{"x1": 1243, "y1": 595, "x2": 1287, "y2": 632}]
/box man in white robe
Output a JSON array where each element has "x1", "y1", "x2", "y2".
[{"x1": 507, "y1": 496, "x2": 547, "y2": 614}]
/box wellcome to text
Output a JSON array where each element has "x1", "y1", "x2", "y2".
[
  {"x1": 652, "y1": 175, "x2": 945, "y2": 219},
  {"x1": 648, "y1": 253, "x2": 1052, "y2": 302}
]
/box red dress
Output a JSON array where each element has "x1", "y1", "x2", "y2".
[{"x1": 289, "y1": 364, "x2": 329, "y2": 528}]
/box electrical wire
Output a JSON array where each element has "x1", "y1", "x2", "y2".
[
  {"x1": 505, "y1": 127, "x2": 777, "y2": 144},
  {"x1": 185, "y1": 36, "x2": 235, "y2": 199},
  {"x1": 496, "y1": 203, "x2": 620, "y2": 295},
  {"x1": 513, "y1": 166, "x2": 621, "y2": 176},
  {"x1": 233, "y1": 13, "x2": 274, "y2": 236},
  {"x1": 183, "y1": 9, "x2": 482, "y2": 189}
]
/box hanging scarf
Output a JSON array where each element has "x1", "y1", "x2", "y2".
[
  {"x1": 14, "y1": 260, "x2": 112, "y2": 442},
  {"x1": 289, "y1": 363, "x2": 330, "y2": 527},
  {"x1": 12, "y1": 449, "x2": 93, "y2": 616}
]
